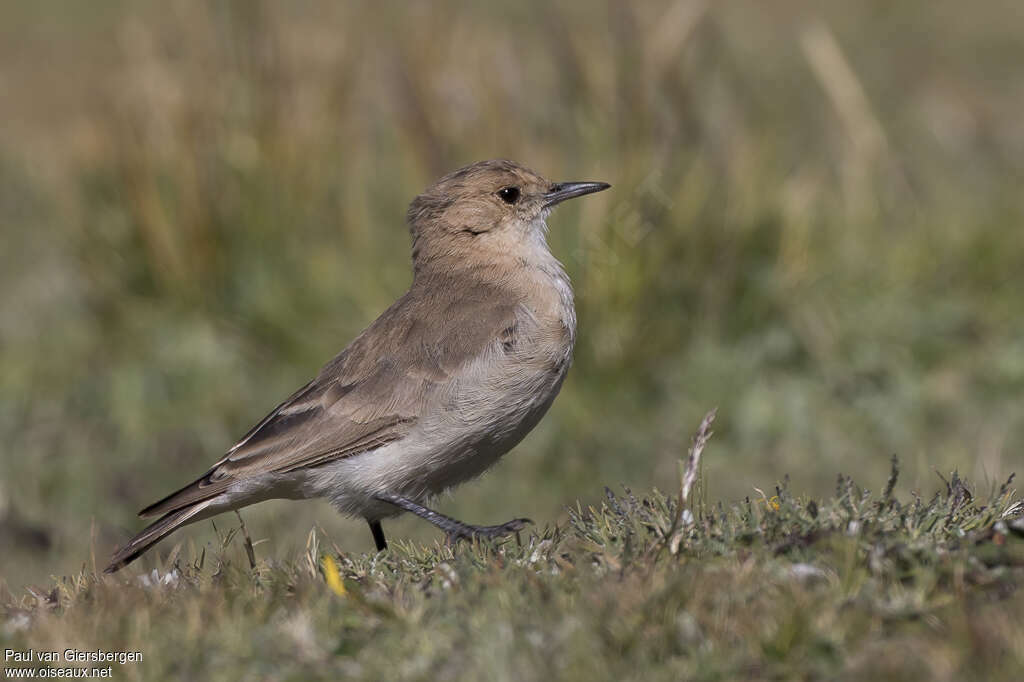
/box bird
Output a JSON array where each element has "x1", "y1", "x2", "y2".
[{"x1": 105, "y1": 159, "x2": 610, "y2": 573}]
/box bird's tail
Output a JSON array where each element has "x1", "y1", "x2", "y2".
[{"x1": 105, "y1": 500, "x2": 215, "y2": 574}]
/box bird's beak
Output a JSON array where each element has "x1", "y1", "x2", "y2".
[{"x1": 543, "y1": 181, "x2": 611, "y2": 208}]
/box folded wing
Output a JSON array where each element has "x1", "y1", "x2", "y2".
[{"x1": 138, "y1": 279, "x2": 519, "y2": 518}]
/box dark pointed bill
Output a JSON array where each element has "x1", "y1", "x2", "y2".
[{"x1": 543, "y1": 181, "x2": 611, "y2": 207}]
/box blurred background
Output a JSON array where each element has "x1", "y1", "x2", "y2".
[{"x1": 2, "y1": 0, "x2": 1022, "y2": 591}]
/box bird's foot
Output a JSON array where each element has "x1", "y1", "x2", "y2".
[
  {"x1": 372, "y1": 492, "x2": 531, "y2": 547},
  {"x1": 444, "y1": 517, "x2": 533, "y2": 545}
]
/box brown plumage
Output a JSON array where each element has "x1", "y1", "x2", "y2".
[
  {"x1": 136, "y1": 277, "x2": 518, "y2": 519},
  {"x1": 106, "y1": 160, "x2": 609, "y2": 573}
]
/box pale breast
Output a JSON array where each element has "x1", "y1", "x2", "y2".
[{"x1": 406, "y1": 266, "x2": 576, "y2": 495}]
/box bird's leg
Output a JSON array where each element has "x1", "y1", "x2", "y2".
[
  {"x1": 372, "y1": 492, "x2": 531, "y2": 545},
  {"x1": 368, "y1": 520, "x2": 388, "y2": 551}
]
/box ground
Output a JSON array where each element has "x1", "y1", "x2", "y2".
[{"x1": 4, "y1": 446, "x2": 1023, "y2": 680}]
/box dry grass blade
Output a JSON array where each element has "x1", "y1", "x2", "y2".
[
  {"x1": 235, "y1": 511, "x2": 257, "y2": 570},
  {"x1": 656, "y1": 408, "x2": 717, "y2": 557},
  {"x1": 680, "y1": 408, "x2": 716, "y2": 511},
  {"x1": 799, "y1": 19, "x2": 887, "y2": 159}
]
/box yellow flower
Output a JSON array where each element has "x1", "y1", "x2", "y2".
[
  {"x1": 753, "y1": 488, "x2": 781, "y2": 511},
  {"x1": 321, "y1": 554, "x2": 346, "y2": 597}
]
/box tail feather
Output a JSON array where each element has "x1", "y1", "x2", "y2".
[{"x1": 105, "y1": 500, "x2": 214, "y2": 574}]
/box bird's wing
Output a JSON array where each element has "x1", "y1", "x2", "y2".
[{"x1": 139, "y1": 280, "x2": 520, "y2": 518}]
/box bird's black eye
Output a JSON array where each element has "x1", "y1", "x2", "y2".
[{"x1": 497, "y1": 186, "x2": 521, "y2": 204}]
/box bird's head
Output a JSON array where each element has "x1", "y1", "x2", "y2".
[{"x1": 406, "y1": 159, "x2": 609, "y2": 274}]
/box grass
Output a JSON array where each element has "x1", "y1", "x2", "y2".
[
  {"x1": 2, "y1": 0, "x2": 1023, "y2": 678},
  {"x1": 4, "y1": 446, "x2": 1022, "y2": 681}
]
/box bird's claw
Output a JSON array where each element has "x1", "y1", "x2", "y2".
[{"x1": 445, "y1": 517, "x2": 533, "y2": 545}]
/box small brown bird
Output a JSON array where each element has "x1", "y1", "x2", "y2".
[{"x1": 106, "y1": 159, "x2": 609, "y2": 573}]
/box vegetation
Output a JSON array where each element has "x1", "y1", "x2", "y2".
[
  {"x1": 4, "y1": 451, "x2": 1022, "y2": 680},
  {"x1": 1, "y1": 1, "x2": 1021, "y2": 679}
]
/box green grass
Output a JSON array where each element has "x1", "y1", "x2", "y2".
[
  {"x1": 2, "y1": 0, "x2": 1023, "y2": 678},
  {"x1": 4, "y1": 455, "x2": 1022, "y2": 681}
]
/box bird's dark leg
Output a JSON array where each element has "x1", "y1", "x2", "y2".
[
  {"x1": 372, "y1": 492, "x2": 531, "y2": 544},
  {"x1": 368, "y1": 520, "x2": 388, "y2": 551}
]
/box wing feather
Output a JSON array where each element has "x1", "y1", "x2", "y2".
[{"x1": 139, "y1": 277, "x2": 519, "y2": 518}]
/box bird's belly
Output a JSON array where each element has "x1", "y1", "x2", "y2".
[
  {"x1": 304, "y1": 355, "x2": 569, "y2": 518},
  {"x1": 412, "y1": 356, "x2": 570, "y2": 494}
]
